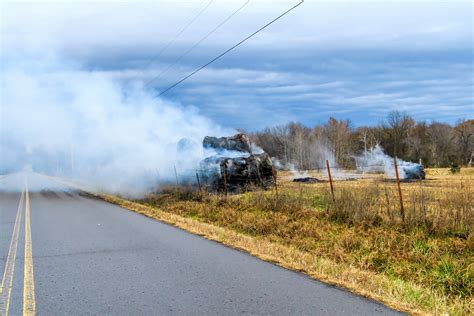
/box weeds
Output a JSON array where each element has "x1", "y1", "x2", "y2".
[{"x1": 323, "y1": 179, "x2": 473, "y2": 237}]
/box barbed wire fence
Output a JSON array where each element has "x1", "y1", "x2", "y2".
[{"x1": 166, "y1": 159, "x2": 472, "y2": 229}]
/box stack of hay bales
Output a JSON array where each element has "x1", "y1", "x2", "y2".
[{"x1": 200, "y1": 133, "x2": 275, "y2": 191}]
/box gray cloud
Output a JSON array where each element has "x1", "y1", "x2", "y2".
[{"x1": 2, "y1": 0, "x2": 473, "y2": 131}]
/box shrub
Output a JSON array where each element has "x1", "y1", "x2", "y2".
[{"x1": 449, "y1": 163, "x2": 461, "y2": 174}]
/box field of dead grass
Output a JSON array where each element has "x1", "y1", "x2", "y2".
[{"x1": 102, "y1": 167, "x2": 472, "y2": 315}]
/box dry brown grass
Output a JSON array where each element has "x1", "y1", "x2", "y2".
[
  {"x1": 324, "y1": 179, "x2": 472, "y2": 237},
  {"x1": 83, "y1": 168, "x2": 473, "y2": 315}
]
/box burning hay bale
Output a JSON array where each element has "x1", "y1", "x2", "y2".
[
  {"x1": 203, "y1": 133, "x2": 252, "y2": 154},
  {"x1": 200, "y1": 133, "x2": 275, "y2": 191},
  {"x1": 399, "y1": 162, "x2": 425, "y2": 180}
]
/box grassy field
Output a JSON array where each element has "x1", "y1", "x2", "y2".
[{"x1": 103, "y1": 167, "x2": 473, "y2": 315}]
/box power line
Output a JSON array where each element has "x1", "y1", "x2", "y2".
[
  {"x1": 145, "y1": 0, "x2": 250, "y2": 88},
  {"x1": 142, "y1": 0, "x2": 214, "y2": 72},
  {"x1": 157, "y1": 0, "x2": 305, "y2": 96}
]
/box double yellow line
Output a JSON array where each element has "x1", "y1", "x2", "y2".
[
  {"x1": 24, "y1": 182, "x2": 36, "y2": 316},
  {"x1": 0, "y1": 180, "x2": 36, "y2": 316}
]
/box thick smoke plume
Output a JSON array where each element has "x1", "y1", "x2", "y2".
[{"x1": 0, "y1": 55, "x2": 230, "y2": 195}]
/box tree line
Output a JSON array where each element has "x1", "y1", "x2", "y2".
[{"x1": 249, "y1": 111, "x2": 474, "y2": 170}]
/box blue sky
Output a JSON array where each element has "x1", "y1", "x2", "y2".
[{"x1": 2, "y1": 0, "x2": 473, "y2": 130}]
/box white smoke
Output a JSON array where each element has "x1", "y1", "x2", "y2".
[
  {"x1": 286, "y1": 163, "x2": 309, "y2": 178},
  {"x1": 354, "y1": 145, "x2": 396, "y2": 176},
  {"x1": 268, "y1": 139, "x2": 339, "y2": 179},
  {"x1": 0, "y1": 54, "x2": 232, "y2": 195},
  {"x1": 355, "y1": 145, "x2": 424, "y2": 179}
]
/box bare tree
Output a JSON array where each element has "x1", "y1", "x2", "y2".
[
  {"x1": 406, "y1": 121, "x2": 430, "y2": 164},
  {"x1": 356, "y1": 126, "x2": 379, "y2": 155},
  {"x1": 324, "y1": 118, "x2": 353, "y2": 167},
  {"x1": 250, "y1": 111, "x2": 468, "y2": 170},
  {"x1": 427, "y1": 122, "x2": 455, "y2": 167},
  {"x1": 383, "y1": 111, "x2": 415, "y2": 158},
  {"x1": 455, "y1": 119, "x2": 474, "y2": 165}
]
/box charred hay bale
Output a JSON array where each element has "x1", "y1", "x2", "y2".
[
  {"x1": 203, "y1": 133, "x2": 252, "y2": 153},
  {"x1": 200, "y1": 153, "x2": 275, "y2": 191},
  {"x1": 293, "y1": 177, "x2": 320, "y2": 183}
]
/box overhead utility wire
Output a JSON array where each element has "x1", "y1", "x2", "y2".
[
  {"x1": 145, "y1": 0, "x2": 250, "y2": 88},
  {"x1": 142, "y1": 0, "x2": 214, "y2": 71},
  {"x1": 157, "y1": 0, "x2": 304, "y2": 96}
]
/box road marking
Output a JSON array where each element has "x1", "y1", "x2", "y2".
[
  {"x1": 0, "y1": 187, "x2": 24, "y2": 315},
  {"x1": 23, "y1": 182, "x2": 36, "y2": 316}
]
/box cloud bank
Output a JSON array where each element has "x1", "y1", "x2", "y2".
[{"x1": 2, "y1": 1, "x2": 472, "y2": 130}]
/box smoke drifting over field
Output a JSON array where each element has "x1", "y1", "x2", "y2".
[
  {"x1": 355, "y1": 145, "x2": 425, "y2": 180},
  {"x1": 0, "y1": 55, "x2": 230, "y2": 195}
]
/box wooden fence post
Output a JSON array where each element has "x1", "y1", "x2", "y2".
[
  {"x1": 393, "y1": 157, "x2": 405, "y2": 222},
  {"x1": 196, "y1": 171, "x2": 202, "y2": 193},
  {"x1": 272, "y1": 165, "x2": 278, "y2": 198},
  {"x1": 326, "y1": 160, "x2": 335, "y2": 202},
  {"x1": 174, "y1": 165, "x2": 179, "y2": 195},
  {"x1": 223, "y1": 160, "x2": 228, "y2": 197}
]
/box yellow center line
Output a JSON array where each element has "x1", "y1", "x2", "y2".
[
  {"x1": 0, "y1": 186, "x2": 24, "y2": 315},
  {"x1": 23, "y1": 179, "x2": 36, "y2": 316}
]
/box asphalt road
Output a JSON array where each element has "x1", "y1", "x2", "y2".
[{"x1": 0, "y1": 173, "x2": 403, "y2": 315}]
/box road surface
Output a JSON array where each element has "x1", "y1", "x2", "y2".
[{"x1": 0, "y1": 173, "x2": 402, "y2": 315}]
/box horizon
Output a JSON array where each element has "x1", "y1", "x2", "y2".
[{"x1": 244, "y1": 112, "x2": 473, "y2": 132}]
